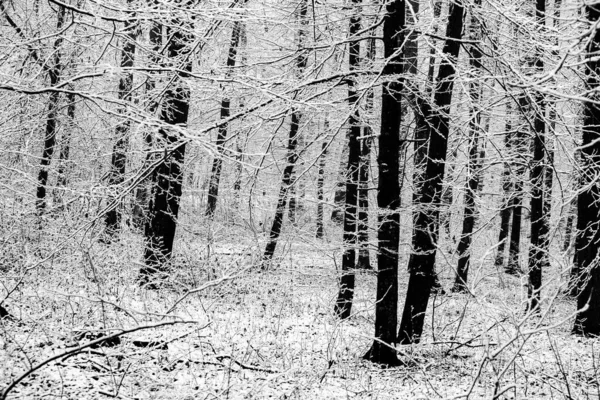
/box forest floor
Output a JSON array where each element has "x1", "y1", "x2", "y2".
[{"x1": 1, "y1": 229, "x2": 600, "y2": 399}]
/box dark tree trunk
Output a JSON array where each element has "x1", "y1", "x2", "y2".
[
  {"x1": 105, "y1": 10, "x2": 138, "y2": 241},
  {"x1": 398, "y1": 0, "x2": 464, "y2": 345},
  {"x1": 406, "y1": 0, "x2": 444, "y2": 293},
  {"x1": 36, "y1": 6, "x2": 66, "y2": 214},
  {"x1": 525, "y1": 0, "x2": 548, "y2": 312},
  {"x1": 356, "y1": 135, "x2": 371, "y2": 269},
  {"x1": 507, "y1": 104, "x2": 528, "y2": 275},
  {"x1": 452, "y1": 5, "x2": 484, "y2": 292},
  {"x1": 426, "y1": 1, "x2": 442, "y2": 96},
  {"x1": 139, "y1": 22, "x2": 192, "y2": 286},
  {"x1": 356, "y1": 37, "x2": 376, "y2": 270},
  {"x1": 495, "y1": 102, "x2": 514, "y2": 268},
  {"x1": 262, "y1": 112, "x2": 301, "y2": 266},
  {"x1": 363, "y1": 0, "x2": 404, "y2": 367},
  {"x1": 55, "y1": 90, "x2": 76, "y2": 206},
  {"x1": 573, "y1": 2, "x2": 600, "y2": 336},
  {"x1": 262, "y1": 0, "x2": 308, "y2": 267},
  {"x1": 331, "y1": 142, "x2": 348, "y2": 224},
  {"x1": 132, "y1": 22, "x2": 162, "y2": 230},
  {"x1": 316, "y1": 137, "x2": 327, "y2": 239},
  {"x1": 206, "y1": 21, "x2": 243, "y2": 219},
  {"x1": 233, "y1": 24, "x2": 248, "y2": 210},
  {"x1": 506, "y1": 177, "x2": 524, "y2": 275},
  {"x1": 334, "y1": 0, "x2": 362, "y2": 319}
]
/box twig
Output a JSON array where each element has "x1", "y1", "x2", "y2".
[
  {"x1": 216, "y1": 355, "x2": 279, "y2": 374},
  {"x1": 0, "y1": 320, "x2": 197, "y2": 400}
]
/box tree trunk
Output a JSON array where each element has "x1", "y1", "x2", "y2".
[
  {"x1": 363, "y1": 0, "x2": 404, "y2": 367},
  {"x1": 525, "y1": 0, "x2": 548, "y2": 312},
  {"x1": 334, "y1": 0, "x2": 362, "y2": 319},
  {"x1": 104, "y1": 9, "x2": 137, "y2": 241},
  {"x1": 573, "y1": 2, "x2": 600, "y2": 336},
  {"x1": 452, "y1": 5, "x2": 484, "y2": 292},
  {"x1": 426, "y1": 1, "x2": 442, "y2": 96},
  {"x1": 132, "y1": 22, "x2": 162, "y2": 230},
  {"x1": 573, "y1": 5, "x2": 600, "y2": 336},
  {"x1": 356, "y1": 37, "x2": 376, "y2": 270},
  {"x1": 494, "y1": 102, "x2": 514, "y2": 268},
  {"x1": 563, "y1": 198, "x2": 576, "y2": 252},
  {"x1": 506, "y1": 105, "x2": 528, "y2": 275},
  {"x1": 262, "y1": 0, "x2": 308, "y2": 267},
  {"x1": 406, "y1": 0, "x2": 444, "y2": 293},
  {"x1": 506, "y1": 176, "x2": 524, "y2": 275},
  {"x1": 398, "y1": 0, "x2": 464, "y2": 345},
  {"x1": 331, "y1": 141, "x2": 348, "y2": 224},
  {"x1": 36, "y1": 6, "x2": 66, "y2": 214},
  {"x1": 316, "y1": 136, "x2": 327, "y2": 239},
  {"x1": 206, "y1": 21, "x2": 243, "y2": 218},
  {"x1": 54, "y1": 89, "x2": 76, "y2": 209},
  {"x1": 139, "y1": 21, "x2": 192, "y2": 286}
]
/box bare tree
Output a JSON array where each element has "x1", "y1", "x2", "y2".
[
  {"x1": 139, "y1": 16, "x2": 193, "y2": 286},
  {"x1": 262, "y1": 0, "x2": 308, "y2": 267},
  {"x1": 452, "y1": 1, "x2": 485, "y2": 292},
  {"x1": 206, "y1": 20, "x2": 244, "y2": 219},
  {"x1": 35, "y1": 5, "x2": 66, "y2": 214},
  {"x1": 363, "y1": 0, "x2": 404, "y2": 366},
  {"x1": 104, "y1": 3, "x2": 138, "y2": 240},
  {"x1": 572, "y1": 1, "x2": 600, "y2": 336},
  {"x1": 398, "y1": 0, "x2": 465, "y2": 345},
  {"x1": 334, "y1": 0, "x2": 363, "y2": 319}
]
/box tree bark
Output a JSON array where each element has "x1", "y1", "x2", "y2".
[
  {"x1": 105, "y1": 8, "x2": 138, "y2": 240},
  {"x1": 452, "y1": 5, "x2": 484, "y2": 292},
  {"x1": 316, "y1": 136, "x2": 327, "y2": 239},
  {"x1": 398, "y1": 0, "x2": 464, "y2": 345},
  {"x1": 132, "y1": 22, "x2": 162, "y2": 230},
  {"x1": 36, "y1": 6, "x2": 66, "y2": 215},
  {"x1": 54, "y1": 89, "x2": 76, "y2": 209},
  {"x1": 573, "y1": 2, "x2": 600, "y2": 336},
  {"x1": 334, "y1": 0, "x2": 363, "y2": 319},
  {"x1": 525, "y1": 0, "x2": 548, "y2": 312},
  {"x1": 494, "y1": 102, "x2": 514, "y2": 268},
  {"x1": 363, "y1": 0, "x2": 404, "y2": 366},
  {"x1": 206, "y1": 21, "x2": 243, "y2": 219},
  {"x1": 139, "y1": 21, "x2": 192, "y2": 286},
  {"x1": 262, "y1": 0, "x2": 308, "y2": 267},
  {"x1": 356, "y1": 37, "x2": 376, "y2": 270}
]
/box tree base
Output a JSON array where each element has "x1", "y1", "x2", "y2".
[{"x1": 363, "y1": 343, "x2": 404, "y2": 367}]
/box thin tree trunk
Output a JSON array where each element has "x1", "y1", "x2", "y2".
[
  {"x1": 573, "y1": 1, "x2": 600, "y2": 336},
  {"x1": 526, "y1": 0, "x2": 548, "y2": 312},
  {"x1": 563, "y1": 197, "x2": 576, "y2": 252},
  {"x1": 139, "y1": 21, "x2": 192, "y2": 286},
  {"x1": 105, "y1": 8, "x2": 138, "y2": 240},
  {"x1": 54, "y1": 89, "x2": 76, "y2": 209},
  {"x1": 356, "y1": 37, "x2": 376, "y2": 270},
  {"x1": 132, "y1": 22, "x2": 162, "y2": 230},
  {"x1": 406, "y1": 0, "x2": 444, "y2": 293},
  {"x1": 316, "y1": 135, "x2": 327, "y2": 239},
  {"x1": 36, "y1": 6, "x2": 66, "y2": 214},
  {"x1": 363, "y1": 0, "x2": 404, "y2": 366},
  {"x1": 331, "y1": 141, "x2": 348, "y2": 224},
  {"x1": 398, "y1": 0, "x2": 464, "y2": 345},
  {"x1": 262, "y1": 0, "x2": 308, "y2": 267},
  {"x1": 206, "y1": 21, "x2": 243, "y2": 218},
  {"x1": 334, "y1": 0, "x2": 363, "y2": 319},
  {"x1": 507, "y1": 173, "x2": 524, "y2": 275},
  {"x1": 426, "y1": 1, "x2": 442, "y2": 96},
  {"x1": 452, "y1": 4, "x2": 484, "y2": 292},
  {"x1": 494, "y1": 102, "x2": 514, "y2": 267}
]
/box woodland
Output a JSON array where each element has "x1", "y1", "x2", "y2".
[{"x1": 1, "y1": 0, "x2": 600, "y2": 398}]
